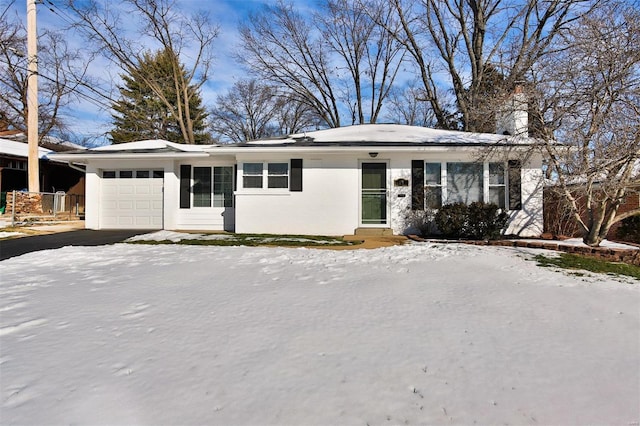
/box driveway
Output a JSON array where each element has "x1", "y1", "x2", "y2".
[{"x1": 0, "y1": 229, "x2": 153, "y2": 261}]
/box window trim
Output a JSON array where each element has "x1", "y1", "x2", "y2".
[
  {"x1": 267, "y1": 162, "x2": 289, "y2": 189},
  {"x1": 240, "y1": 161, "x2": 292, "y2": 191},
  {"x1": 213, "y1": 166, "x2": 234, "y2": 208},
  {"x1": 424, "y1": 162, "x2": 443, "y2": 209},
  {"x1": 242, "y1": 162, "x2": 264, "y2": 189},
  {"x1": 102, "y1": 169, "x2": 163, "y2": 179},
  {"x1": 488, "y1": 162, "x2": 507, "y2": 209},
  {"x1": 193, "y1": 166, "x2": 213, "y2": 207},
  {"x1": 189, "y1": 166, "x2": 235, "y2": 208}
]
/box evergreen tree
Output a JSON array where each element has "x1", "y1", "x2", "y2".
[{"x1": 110, "y1": 48, "x2": 209, "y2": 144}]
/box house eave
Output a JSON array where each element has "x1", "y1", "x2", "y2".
[
  {"x1": 204, "y1": 143, "x2": 536, "y2": 155},
  {"x1": 49, "y1": 152, "x2": 210, "y2": 163}
]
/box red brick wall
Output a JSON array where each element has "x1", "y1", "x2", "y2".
[{"x1": 543, "y1": 187, "x2": 639, "y2": 240}]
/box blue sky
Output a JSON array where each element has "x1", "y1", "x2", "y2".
[{"x1": 7, "y1": 0, "x2": 319, "y2": 145}]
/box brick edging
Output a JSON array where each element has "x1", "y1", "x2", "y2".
[{"x1": 407, "y1": 235, "x2": 640, "y2": 266}]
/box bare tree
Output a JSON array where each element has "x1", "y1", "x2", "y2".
[
  {"x1": 240, "y1": 1, "x2": 341, "y2": 128},
  {"x1": 318, "y1": 0, "x2": 404, "y2": 124},
  {"x1": 373, "y1": 0, "x2": 597, "y2": 131},
  {"x1": 209, "y1": 80, "x2": 281, "y2": 143},
  {"x1": 66, "y1": 0, "x2": 218, "y2": 144},
  {"x1": 532, "y1": 1, "x2": 640, "y2": 246},
  {"x1": 272, "y1": 93, "x2": 323, "y2": 136},
  {"x1": 384, "y1": 83, "x2": 437, "y2": 126},
  {"x1": 210, "y1": 80, "x2": 320, "y2": 143},
  {"x1": 240, "y1": 0, "x2": 404, "y2": 128},
  {"x1": 0, "y1": 2, "x2": 89, "y2": 140}
]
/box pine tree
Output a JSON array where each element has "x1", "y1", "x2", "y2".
[{"x1": 110, "y1": 48, "x2": 209, "y2": 144}]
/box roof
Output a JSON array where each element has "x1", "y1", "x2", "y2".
[
  {"x1": 242, "y1": 124, "x2": 523, "y2": 146},
  {"x1": 1, "y1": 132, "x2": 86, "y2": 152},
  {"x1": 50, "y1": 124, "x2": 536, "y2": 162},
  {"x1": 92, "y1": 139, "x2": 215, "y2": 152},
  {"x1": 0, "y1": 137, "x2": 58, "y2": 161}
]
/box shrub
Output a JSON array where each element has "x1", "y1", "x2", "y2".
[
  {"x1": 617, "y1": 215, "x2": 640, "y2": 244},
  {"x1": 434, "y1": 202, "x2": 468, "y2": 238},
  {"x1": 466, "y1": 202, "x2": 509, "y2": 240},
  {"x1": 434, "y1": 202, "x2": 508, "y2": 240},
  {"x1": 404, "y1": 209, "x2": 438, "y2": 237}
]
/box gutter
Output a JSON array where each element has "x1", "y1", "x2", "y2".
[{"x1": 67, "y1": 161, "x2": 86, "y2": 173}]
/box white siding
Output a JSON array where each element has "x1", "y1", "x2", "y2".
[
  {"x1": 235, "y1": 154, "x2": 359, "y2": 235},
  {"x1": 172, "y1": 159, "x2": 236, "y2": 231},
  {"x1": 505, "y1": 160, "x2": 544, "y2": 237},
  {"x1": 82, "y1": 149, "x2": 544, "y2": 237}
]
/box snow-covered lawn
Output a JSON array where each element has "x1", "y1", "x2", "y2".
[{"x1": 1, "y1": 243, "x2": 638, "y2": 425}]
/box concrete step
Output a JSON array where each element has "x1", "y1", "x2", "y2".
[{"x1": 354, "y1": 227, "x2": 394, "y2": 236}]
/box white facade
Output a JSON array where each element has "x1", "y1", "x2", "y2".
[{"x1": 53, "y1": 125, "x2": 545, "y2": 237}]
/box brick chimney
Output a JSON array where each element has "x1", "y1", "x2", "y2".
[{"x1": 496, "y1": 85, "x2": 528, "y2": 137}]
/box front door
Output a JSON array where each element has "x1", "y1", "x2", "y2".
[{"x1": 361, "y1": 162, "x2": 388, "y2": 225}]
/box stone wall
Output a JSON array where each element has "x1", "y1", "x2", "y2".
[
  {"x1": 482, "y1": 239, "x2": 640, "y2": 266},
  {"x1": 408, "y1": 235, "x2": 640, "y2": 266},
  {"x1": 5, "y1": 191, "x2": 45, "y2": 215}
]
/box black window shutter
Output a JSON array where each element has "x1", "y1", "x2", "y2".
[
  {"x1": 411, "y1": 160, "x2": 424, "y2": 210},
  {"x1": 180, "y1": 165, "x2": 191, "y2": 209},
  {"x1": 234, "y1": 164, "x2": 238, "y2": 191},
  {"x1": 508, "y1": 160, "x2": 522, "y2": 210},
  {"x1": 290, "y1": 159, "x2": 303, "y2": 192}
]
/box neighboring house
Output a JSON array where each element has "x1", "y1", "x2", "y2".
[
  {"x1": 51, "y1": 124, "x2": 545, "y2": 236},
  {"x1": 0, "y1": 137, "x2": 85, "y2": 193}
]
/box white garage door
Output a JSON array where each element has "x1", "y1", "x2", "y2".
[{"x1": 100, "y1": 170, "x2": 164, "y2": 229}]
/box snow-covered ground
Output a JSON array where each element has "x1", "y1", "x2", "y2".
[
  {"x1": 1, "y1": 243, "x2": 638, "y2": 425},
  {"x1": 0, "y1": 231, "x2": 24, "y2": 239}
]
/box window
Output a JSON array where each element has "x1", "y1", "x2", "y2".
[
  {"x1": 489, "y1": 163, "x2": 506, "y2": 209},
  {"x1": 243, "y1": 163, "x2": 263, "y2": 188},
  {"x1": 181, "y1": 166, "x2": 234, "y2": 209},
  {"x1": 104, "y1": 169, "x2": 163, "y2": 179},
  {"x1": 213, "y1": 167, "x2": 233, "y2": 207},
  {"x1": 193, "y1": 167, "x2": 212, "y2": 207},
  {"x1": 268, "y1": 163, "x2": 289, "y2": 188},
  {"x1": 424, "y1": 163, "x2": 442, "y2": 209},
  {"x1": 446, "y1": 163, "x2": 483, "y2": 204},
  {"x1": 242, "y1": 162, "x2": 292, "y2": 189},
  {"x1": 414, "y1": 161, "x2": 517, "y2": 210}
]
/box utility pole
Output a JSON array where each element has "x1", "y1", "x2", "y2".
[{"x1": 27, "y1": 0, "x2": 39, "y2": 192}]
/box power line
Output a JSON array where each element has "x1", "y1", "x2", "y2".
[
  {"x1": 42, "y1": 0, "x2": 77, "y2": 29},
  {"x1": 0, "y1": 56, "x2": 114, "y2": 110}
]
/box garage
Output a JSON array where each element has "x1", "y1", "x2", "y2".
[{"x1": 100, "y1": 169, "x2": 164, "y2": 229}]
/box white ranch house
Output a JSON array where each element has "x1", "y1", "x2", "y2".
[{"x1": 51, "y1": 124, "x2": 544, "y2": 236}]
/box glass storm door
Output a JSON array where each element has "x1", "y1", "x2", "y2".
[{"x1": 361, "y1": 162, "x2": 387, "y2": 225}]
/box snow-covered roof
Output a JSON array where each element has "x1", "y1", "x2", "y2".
[
  {"x1": 51, "y1": 124, "x2": 535, "y2": 161},
  {"x1": 243, "y1": 124, "x2": 524, "y2": 146},
  {"x1": 51, "y1": 139, "x2": 212, "y2": 162},
  {"x1": 0, "y1": 137, "x2": 55, "y2": 160},
  {"x1": 0, "y1": 132, "x2": 86, "y2": 151},
  {"x1": 92, "y1": 139, "x2": 214, "y2": 152}
]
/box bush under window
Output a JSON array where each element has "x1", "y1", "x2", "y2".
[{"x1": 434, "y1": 202, "x2": 508, "y2": 240}]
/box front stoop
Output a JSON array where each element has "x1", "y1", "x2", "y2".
[{"x1": 354, "y1": 227, "x2": 394, "y2": 237}]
